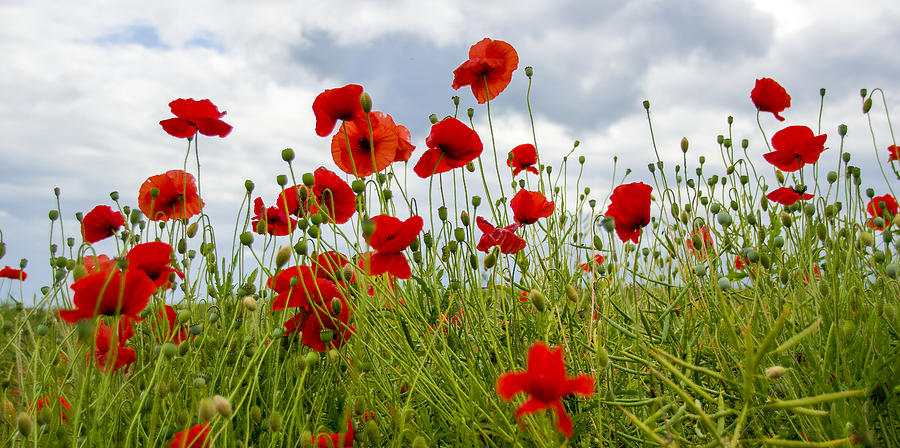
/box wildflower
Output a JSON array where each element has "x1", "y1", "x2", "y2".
[
  {"x1": 168, "y1": 423, "x2": 210, "y2": 448},
  {"x1": 766, "y1": 187, "x2": 814, "y2": 206},
  {"x1": 507, "y1": 143, "x2": 539, "y2": 176},
  {"x1": 496, "y1": 342, "x2": 594, "y2": 438},
  {"x1": 735, "y1": 254, "x2": 750, "y2": 271},
  {"x1": 364, "y1": 215, "x2": 423, "y2": 279},
  {"x1": 393, "y1": 124, "x2": 416, "y2": 162},
  {"x1": 138, "y1": 170, "x2": 204, "y2": 221},
  {"x1": 313, "y1": 84, "x2": 366, "y2": 137},
  {"x1": 283, "y1": 294, "x2": 353, "y2": 352},
  {"x1": 579, "y1": 254, "x2": 605, "y2": 272},
  {"x1": 312, "y1": 251, "x2": 350, "y2": 282},
  {"x1": 331, "y1": 111, "x2": 401, "y2": 177},
  {"x1": 867, "y1": 194, "x2": 899, "y2": 230},
  {"x1": 81, "y1": 205, "x2": 125, "y2": 243},
  {"x1": 413, "y1": 117, "x2": 483, "y2": 178},
  {"x1": 605, "y1": 182, "x2": 653, "y2": 243},
  {"x1": 160, "y1": 99, "x2": 232, "y2": 139},
  {"x1": 59, "y1": 269, "x2": 156, "y2": 323},
  {"x1": 156, "y1": 305, "x2": 191, "y2": 345},
  {"x1": 127, "y1": 241, "x2": 184, "y2": 290},
  {"x1": 280, "y1": 168, "x2": 357, "y2": 223},
  {"x1": 750, "y1": 78, "x2": 791, "y2": 121},
  {"x1": 94, "y1": 318, "x2": 136, "y2": 372},
  {"x1": 476, "y1": 217, "x2": 526, "y2": 254},
  {"x1": 452, "y1": 38, "x2": 519, "y2": 104},
  {"x1": 510, "y1": 190, "x2": 555, "y2": 225},
  {"x1": 33, "y1": 396, "x2": 71, "y2": 423},
  {"x1": 889, "y1": 144, "x2": 900, "y2": 162},
  {"x1": 763, "y1": 126, "x2": 827, "y2": 172},
  {"x1": 251, "y1": 197, "x2": 297, "y2": 236},
  {"x1": 0, "y1": 266, "x2": 26, "y2": 281},
  {"x1": 314, "y1": 416, "x2": 355, "y2": 447},
  {"x1": 268, "y1": 266, "x2": 342, "y2": 311}
]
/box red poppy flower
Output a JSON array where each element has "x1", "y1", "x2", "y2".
[
  {"x1": 59, "y1": 269, "x2": 156, "y2": 323},
  {"x1": 476, "y1": 217, "x2": 526, "y2": 254},
  {"x1": 268, "y1": 266, "x2": 342, "y2": 311},
  {"x1": 763, "y1": 126, "x2": 828, "y2": 172},
  {"x1": 867, "y1": 194, "x2": 899, "y2": 230},
  {"x1": 0, "y1": 266, "x2": 26, "y2": 281},
  {"x1": 605, "y1": 182, "x2": 653, "y2": 244},
  {"x1": 160, "y1": 98, "x2": 232, "y2": 139},
  {"x1": 735, "y1": 253, "x2": 752, "y2": 271},
  {"x1": 507, "y1": 143, "x2": 539, "y2": 176},
  {"x1": 283, "y1": 294, "x2": 352, "y2": 352},
  {"x1": 685, "y1": 226, "x2": 714, "y2": 258},
  {"x1": 313, "y1": 84, "x2": 366, "y2": 137},
  {"x1": 579, "y1": 254, "x2": 605, "y2": 272},
  {"x1": 889, "y1": 145, "x2": 900, "y2": 162},
  {"x1": 452, "y1": 38, "x2": 519, "y2": 104},
  {"x1": 511, "y1": 189, "x2": 555, "y2": 225},
  {"x1": 331, "y1": 111, "x2": 401, "y2": 177},
  {"x1": 83, "y1": 254, "x2": 116, "y2": 275},
  {"x1": 394, "y1": 124, "x2": 416, "y2": 162},
  {"x1": 156, "y1": 305, "x2": 191, "y2": 345},
  {"x1": 307, "y1": 166, "x2": 357, "y2": 223},
  {"x1": 364, "y1": 215, "x2": 423, "y2": 279},
  {"x1": 314, "y1": 416, "x2": 355, "y2": 448},
  {"x1": 94, "y1": 318, "x2": 136, "y2": 372},
  {"x1": 313, "y1": 251, "x2": 350, "y2": 282},
  {"x1": 750, "y1": 78, "x2": 791, "y2": 122},
  {"x1": 766, "y1": 187, "x2": 814, "y2": 206},
  {"x1": 496, "y1": 342, "x2": 594, "y2": 438},
  {"x1": 138, "y1": 170, "x2": 204, "y2": 222},
  {"x1": 168, "y1": 423, "x2": 210, "y2": 448},
  {"x1": 252, "y1": 197, "x2": 297, "y2": 236},
  {"x1": 81, "y1": 205, "x2": 126, "y2": 244},
  {"x1": 127, "y1": 241, "x2": 184, "y2": 290},
  {"x1": 33, "y1": 396, "x2": 71, "y2": 423},
  {"x1": 413, "y1": 117, "x2": 483, "y2": 178}
]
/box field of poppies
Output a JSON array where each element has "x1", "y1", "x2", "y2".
[{"x1": 1, "y1": 37, "x2": 899, "y2": 447}]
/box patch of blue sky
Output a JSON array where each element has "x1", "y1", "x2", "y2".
[{"x1": 93, "y1": 24, "x2": 169, "y2": 49}]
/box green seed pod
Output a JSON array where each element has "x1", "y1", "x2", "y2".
[
  {"x1": 208, "y1": 312, "x2": 219, "y2": 323},
  {"x1": 717, "y1": 211, "x2": 733, "y2": 227},
  {"x1": 643, "y1": 100, "x2": 651, "y2": 110},
  {"x1": 471, "y1": 196, "x2": 481, "y2": 208},
  {"x1": 239, "y1": 232, "x2": 254, "y2": 246},
  {"x1": 843, "y1": 152, "x2": 851, "y2": 163},
  {"x1": 16, "y1": 412, "x2": 33, "y2": 437},
  {"x1": 438, "y1": 206, "x2": 448, "y2": 221},
  {"x1": 595, "y1": 345, "x2": 609, "y2": 369},
  {"x1": 454, "y1": 227, "x2": 465, "y2": 242},
  {"x1": 694, "y1": 264, "x2": 707, "y2": 277},
  {"x1": 874, "y1": 250, "x2": 886, "y2": 264},
  {"x1": 469, "y1": 254, "x2": 478, "y2": 270},
  {"x1": 530, "y1": 289, "x2": 546, "y2": 312},
  {"x1": 779, "y1": 268, "x2": 790, "y2": 284},
  {"x1": 718, "y1": 277, "x2": 731, "y2": 291},
  {"x1": 177, "y1": 309, "x2": 192, "y2": 323},
  {"x1": 873, "y1": 217, "x2": 885, "y2": 229},
  {"x1": 48, "y1": 209, "x2": 59, "y2": 221},
  {"x1": 276, "y1": 174, "x2": 288, "y2": 187},
  {"x1": 161, "y1": 342, "x2": 178, "y2": 359},
  {"x1": 804, "y1": 203, "x2": 816, "y2": 216},
  {"x1": 886, "y1": 263, "x2": 898, "y2": 278},
  {"x1": 842, "y1": 320, "x2": 857, "y2": 340},
  {"x1": 859, "y1": 231, "x2": 875, "y2": 247},
  {"x1": 307, "y1": 225, "x2": 320, "y2": 239},
  {"x1": 305, "y1": 351, "x2": 320, "y2": 368},
  {"x1": 423, "y1": 232, "x2": 433, "y2": 248},
  {"x1": 780, "y1": 213, "x2": 792, "y2": 228},
  {"x1": 294, "y1": 240, "x2": 308, "y2": 256}
]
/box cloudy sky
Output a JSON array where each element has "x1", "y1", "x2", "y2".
[{"x1": 1, "y1": 0, "x2": 899, "y2": 299}]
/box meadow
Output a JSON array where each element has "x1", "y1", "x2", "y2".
[{"x1": 0, "y1": 38, "x2": 898, "y2": 447}]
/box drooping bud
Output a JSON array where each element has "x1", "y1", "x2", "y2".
[
  {"x1": 863, "y1": 98, "x2": 873, "y2": 114},
  {"x1": 213, "y1": 395, "x2": 232, "y2": 419},
  {"x1": 565, "y1": 284, "x2": 579, "y2": 302},
  {"x1": 530, "y1": 289, "x2": 547, "y2": 312},
  {"x1": 276, "y1": 245, "x2": 293, "y2": 269}
]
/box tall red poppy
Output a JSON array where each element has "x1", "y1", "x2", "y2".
[
  {"x1": 888, "y1": 145, "x2": 900, "y2": 162},
  {"x1": 168, "y1": 423, "x2": 210, "y2": 448},
  {"x1": 579, "y1": 254, "x2": 605, "y2": 272},
  {"x1": 313, "y1": 251, "x2": 350, "y2": 282},
  {"x1": 476, "y1": 217, "x2": 526, "y2": 254},
  {"x1": 138, "y1": 170, "x2": 204, "y2": 221},
  {"x1": 331, "y1": 111, "x2": 402, "y2": 178},
  {"x1": 867, "y1": 194, "x2": 899, "y2": 230},
  {"x1": 0, "y1": 266, "x2": 26, "y2": 281},
  {"x1": 766, "y1": 187, "x2": 814, "y2": 206},
  {"x1": 751, "y1": 78, "x2": 791, "y2": 121},
  {"x1": 160, "y1": 98, "x2": 232, "y2": 139},
  {"x1": 268, "y1": 266, "x2": 342, "y2": 311},
  {"x1": 364, "y1": 215, "x2": 423, "y2": 279},
  {"x1": 58, "y1": 268, "x2": 156, "y2": 323},
  {"x1": 496, "y1": 342, "x2": 594, "y2": 438},
  {"x1": 313, "y1": 84, "x2": 366, "y2": 137},
  {"x1": 279, "y1": 167, "x2": 356, "y2": 224},
  {"x1": 605, "y1": 182, "x2": 653, "y2": 244},
  {"x1": 81, "y1": 205, "x2": 126, "y2": 244},
  {"x1": 127, "y1": 241, "x2": 184, "y2": 290},
  {"x1": 507, "y1": 143, "x2": 539, "y2": 176},
  {"x1": 252, "y1": 197, "x2": 297, "y2": 236},
  {"x1": 763, "y1": 126, "x2": 828, "y2": 172},
  {"x1": 452, "y1": 38, "x2": 519, "y2": 104},
  {"x1": 413, "y1": 118, "x2": 483, "y2": 178},
  {"x1": 510, "y1": 190, "x2": 555, "y2": 225},
  {"x1": 394, "y1": 124, "x2": 416, "y2": 162},
  {"x1": 283, "y1": 294, "x2": 352, "y2": 352},
  {"x1": 94, "y1": 318, "x2": 136, "y2": 372}
]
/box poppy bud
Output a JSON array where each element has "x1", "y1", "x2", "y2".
[
  {"x1": 48, "y1": 209, "x2": 59, "y2": 221},
  {"x1": 716, "y1": 135, "x2": 724, "y2": 145},
  {"x1": 863, "y1": 98, "x2": 873, "y2": 114},
  {"x1": 467, "y1": 108, "x2": 474, "y2": 119},
  {"x1": 276, "y1": 245, "x2": 292, "y2": 269},
  {"x1": 723, "y1": 138, "x2": 732, "y2": 149},
  {"x1": 359, "y1": 91, "x2": 373, "y2": 113},
  {"x1": 775, "y1": 170, "x2": 785, "y2": 185},
  {"x1": 483, "y1": 252, "x2": 497, "y2": 270},
  {"x1": 161, "y1": 342, "x2": 178, "y2": 359},
  {"x1": 765, "y1": 365, "x2": 787, "y2": 379},
  {"x1": 838, "y1": 124, "x2": 848, "y2": 137},
  {"x1": 16, "y1": 412, "x2": 32, "y2": 437},
  {"x1": 212, "y1": 395, "x2": 232, "y2": 419},
  {"x1": 422, "y1": 232, "x2": 433, "y2": 248},
  {"x1": 242, "y1": 296, "x2": 258, "y2": 311},
  {"x1": 471, "y1": 196, "x2": 481, "y2": 208},
  {"x1": 240, "y1": 230, "x2": 255, "y2": 246},
  {"x1": 361, "y1": 219, "x2": 375, "y2": 238},
  {"x1": 412, "y1": 436, "x2": 428, "y2": 448},
  {"x1": 250, "y1": 405, "x2": 262, "y2": 424},
  {"x1": 718, "y1": 277, "x2": 731, "y2": 291},
  {"x1": 268, "y1": 411, "x2": 283, "y2": 432},
  {"x1": 642, "y1": 100, "x2": 650, "y2": 110},
  {"x1": 694, "y1": 264, "x2": 707, "y2": 277},
  {"x1": 459, "y1": 210, "x2": 470, "y2": 227},
  {"x1": 530, "y1": 289, "x2": 546, "y2": 311},
  {"x1": 300, "y1": 172, "x2": 314, "y2": 187},
  {"x1": 307, "y1": 225, "x2": 320, "y2": 239},
  {"x1": 842, "y1": 320, "x2": 856, "y2": 340},
  {"x1": 177, "y1": 309, "x2": 192, "y2": 323},
  {"x1": 601, "y1": 216, "x2": 615, "y2": 233},
  {"x1": 438, "y1": 206, "x2": 448, "y2": 221},
  {"x1": 741, "y1": 139, "x2": 749, "y2": 149},
  {"x1": 198, "y1": 398, "x2": 216, "y2": 422},
  {"x1": 565, "y1": 284, "x2": 579, "y2": 302},
  {"x1": 717, "y1": 211, "x2": 733, "y2": 227}
]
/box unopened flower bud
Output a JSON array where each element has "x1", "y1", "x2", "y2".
[
  {"x1": 250, "y1": 406, "x2": 262, "y2": 423},
  {"x1": 438, "y1": 206, "x2": 448, "y2": 221},
  {"x1": 530, "y1": 289, "x2": 547, "y2": 312},
  {"x1": 362, "y1": 219, "x2": 375, "y2": 238},
  {"x1": 471, "y1": 196, "x2": 481, "y2": 208},
  {"x1": 642, "y1": 100, "x2": 650, "y2": 110},
  {"x1": 775, "y1": 170, "x2": 785, "y2": 185},
  {"x1": 412, "y1": 436, "x2": 428, "y2": 448},
  {"x1": 483, "y1": 252, "x2": 497, "y2": 270},
  {"x1": 838, "y1": 124, "x2": 848, "y2": 137},
  {"x1": 242, "y1": 296, "x2": 258, "y2": 311},
  {"x1": 16, "y1": 412, "x2": 32, "y2": 437},
  {"x1": 269, "y1": 411, "x2": 283, "y2": 432},
  {"x1": 213, "y1": 395, "x2": 232, "y2": 419},
  {"x1": 276, "y1": 245, "x2": 292, "y2": 269},
  {"x1": 863, "y1": 98, "x2": 873, "y2": 114},
  {"x1": 198, "y1": 398, "x2": 216, "y2": 422},
  {"x1": 240, "y1": 232, "x2": 253, "y2": 246},
  {"x1": 281, "y1": 148, "x2": 295, "y2": 162},
  {"x1": 428, "y1": 113, "x2": 439, "y2": 124},
  {"x1": 359, "y1": 92, "x2": 373, "y2": 113},
  {"x1": 565, "y1": 284, "x2": 579, "y2": 302},
  {"x1": 765, "y1": 366, "x2": 787, "y2": 379}
]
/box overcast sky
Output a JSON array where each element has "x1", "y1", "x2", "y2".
[{"x1": 2, "y1": 0, "x2": 899, "y2": 299}]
